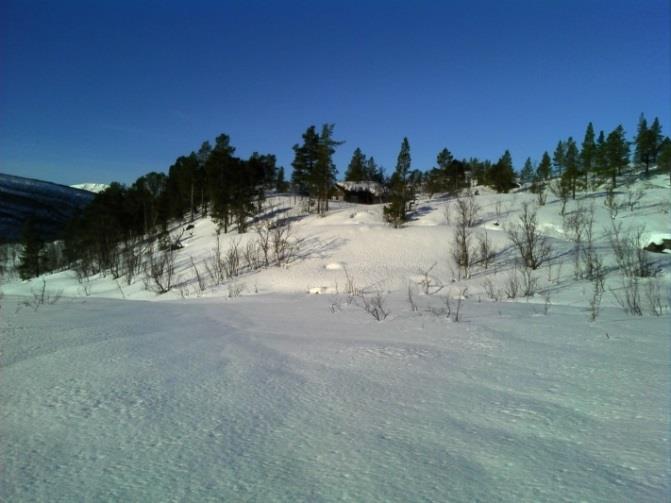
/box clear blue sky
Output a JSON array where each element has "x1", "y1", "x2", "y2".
[{"x1": 1, "y1": 0, "x2": 669, "y2": 185}]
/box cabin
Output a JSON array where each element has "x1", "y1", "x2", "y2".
[{"x1": 333, "y1": 181, "x2": 386, "y2": 204}]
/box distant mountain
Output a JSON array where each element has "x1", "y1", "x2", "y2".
[
  {"x1": 70, "y1": 183, "x2": 109, "y2": 193},
  {"x1": 0, "y1": 173, "x2": 96, "y2": 243}
]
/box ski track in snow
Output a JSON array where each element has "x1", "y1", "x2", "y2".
[{"x1": 1, "y1": 295, "x2": 669, "y2": 502}]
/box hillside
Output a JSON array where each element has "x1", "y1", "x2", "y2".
[
  {"x1": 1, "y1": 173, "x2": 670, "y2": 502},
  {"x1": 0, "y1": 173, "x2": 95, "y2": 242}
]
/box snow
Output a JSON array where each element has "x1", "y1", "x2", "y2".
[
  {"x1": 1, "y1": 174, "x2": 670, "y2": 501},
  {"x1": 70, "y1": 183, "x2": 110, "y2": 193},
  {"x1": 336, "y1": 180, "x2": 386, "y2": 196}
]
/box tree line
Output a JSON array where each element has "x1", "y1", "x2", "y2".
[{"x1": 16, "y1": 114, "x2": 670, "y2": 278}]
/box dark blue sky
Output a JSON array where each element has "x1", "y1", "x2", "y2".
[{"x1": 1, "y1": 0, "x2": 669, "y2": 185}]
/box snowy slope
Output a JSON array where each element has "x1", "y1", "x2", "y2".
[
  {"x1": 0, "y1": 173, "x2": 95, "y2": 241},
  {"x1": 1, "y1": 173, "x2": 670, "y2": 501},
  {"x1": 70, "y1": 183, "x2": 109, "y2": 193},
  {"x1": 1, "y1": 295, "x2": 668, "y2": 502}
]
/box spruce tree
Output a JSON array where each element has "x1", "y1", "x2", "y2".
[
  {"x1": 580, "y1": 122, "x2": 596, "y2": 187},
  {"x1": 384, "y1": 137, "x2": 412, "y2": 226},
  {"x1": 311, "y1": 124, "x2": 342, "y2": 215},
  {"x1": 520, "y1": 157, "x2": 535, "y2": 185},
  {"x1": 537, "y1": 151, "x2": 552, "y2": 180},
  {"x1": 365, "y1": 157, "x2": 384, "y2": 183},
  {"x1": 634, "y1": 113, "x2": 651, "y2": 174},
  {"x1": 490, "y1": 150, "x2": 515, "y2": 193},
  {"x1": 649, "y1": 117, "x2": 663, "y2": 165},
  {"x1": 561, "y1": 137, "x2": 581, "y2": 199},
  {"x1": 657, "y1": 137, "x2": 671, "y2": 183},
  {"x1": 595, "y1": 130, "x2": 607, "y2": 182},
  {"x1": 552, "y1": 140, "x2": 565, "y2": 176},
  {"x1": 18, "y1": 217, "x2": 44, "y2": 280},
  {"x1": 345, "y1": 148, "x2": 367, "y2": 182},
  {"x1": 605, "y1": 125, "x2": 630, "y2": 187},
  {"x1": 291, "y1": 126, "x2": 320, "y2": 196}
]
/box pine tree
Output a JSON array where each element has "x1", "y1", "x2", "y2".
[
  {"x1": 649, "y1": 117, "x2": 663, "y2": 165},
  {"x1": 365, "y1": 157, "x2": 384, "y2": 183},
  {"x1": 490, "y1": 150, "x2": 515, "y2": 193},
  {"x1": 580, "y1": 122, "x2": 596, "y2": 187},
  {"x1": 206, "y1": 134, "x2": 236, "y2": 232},
  {"x1": 552, "y1": 140, "x2": 565, "y2": 176},
  {"x1": 657, "y1": 137, "x2": 671, "y2": 183},
  {"x1": 18, "y1": 217, "x2": 44, "y2": 280},
  {"x1": 520, "y1": 157, "x2": 535, "y2": 185},
  {"x1": 594, "y1": 130, "x2": 607, "y2": 182},
  {"x1": 276, "y1": 166, "x2": 289, "y2": 192},
  {"x1": 345, "y1": 148, "x2": 367, "y2": 182},
  {"x1": 561, "y1": 137, "x2": 581, "y2": 199},
  {"x1": 605, "y1": 125, "x2": 630, "y2": 187},
  {"x1": 384, "y1": 137, "x2": 412, "y2": 226},
  {"x1": 291, "y1": 126, "x2": 320, "y2": 196},
  {"x1": 311, "y1": 124, "x2": 342, "y2": 215},
  {"x1": 536, "y1": 151, "x2": 552, "y2": 180},
  {"x1": 634, "y1": 113, "x2": 651, "y2": 174}
]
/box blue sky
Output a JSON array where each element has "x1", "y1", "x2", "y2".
[{"x1": 1, "y1": 0, "x2": 669, "y2": 185}]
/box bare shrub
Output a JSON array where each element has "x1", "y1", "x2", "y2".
[
  {"x1": 608, "y1": 222, "x2": 653, "y2": 278},
  {"x1": 520, "y1": 268, "x2": 538, "y2": 297},
  {"x1": 418, "y1": 262, "x2": 443, "y2": 295},
  {"x1": 589, "y1": 272, "x2": 606, "y2": 321},
  {"x1": 227, "y1": 282, "x2": 245, "y2": 298},
  {"x1": 604, "y1": 184, "x2": 621, "y2": 218},
  {"x1": 407, "y1": 283, "x2": 419, "y2": 312},
  {"x1": 21, "y1": 279, "x2": 62, "y2": 311},
  {"x1": 205, "y1": 233, "x2": 227, "y2": 285},
  {"x1": 610, "y1": 277, "x2": 642, "y2": 316},
  {"x1": 506, "y1": 202, "x2": 552, "y2": 270},
  {"x1": 549, "y1": 179, "x2": 570, "y2": 216},
  {"x1": 452, "y1": 287, "x2": 467, "y2": 322},
  {"x1": 452, "y1": 195, "x2": 479, "y2": 279},
  {"x1": 625, "y1": 187, "x2": 644, "y2": 212},
  {"x1": 342, "y1": 267, "x2": 360, "y2": 304},
  {"x1": 191, "y1": 257, "x2": 206, "y2": 292},
  {"x1": 504, "y1": 267, "x2": 520, "y2": 299},
  {"x1": 476, "y1": 230, "x2": 496, "y2": 269},
  {"x1": 482, "y1": 277, "x2": 501, "y2": 301},
  {"x1": 272, "y1": 222, "x2": 299, "y2": 266},
  {"x1": 358, "y1": 290, "x2": 389, "y2": 321},
  {"x1": 644, "y1": 277, "x2": 667, "y2": 316},
  {"x1": 223, "y1": 239, "x2": 241, "y2": 278},
  {"x1": 243, "y1": 240, "x2": 261, "y2": 271},
  {"x1": 255, "y1": 221, "x2": 272, "y2": 267},
  {"x1": 146, "y1": 245, "x2": 176, "y2": 294}
]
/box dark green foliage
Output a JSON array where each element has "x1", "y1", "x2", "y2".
[
  {"x1": 536, "y1": 151, "x2": 552, "y2": 180},
  {"x1": 291, "y1": 126, "x2": 320, "y2": 196},
  {"x1": 635, "y1": 114, "x2": 664, "y2": 175},
  {"x1": 489, "y1": 150, "x2": 516, "y2": 193},
  {"x1": 425, "y1": 148, "x2": 467, "y2": 195},
  {"x1": 365, "y1": 157, "x2": 385, "y2": 184},
  {"x1": 520, "y1": 157, "x2": 535, "y2": 185},
  {"x1": 658, "y1": 137, "x2": 671, "y2": 182},
  {"x1": 384, "y1": 137, "x2": 413, "y2": 226},
  {"x1": 604, "y1": 125, "x2": 630, "y2": 187},
  {"x1": 552, "y1": 140, "x2": 565, "y2": 176},
  {"x1": 291, "y1": 124, "x2": 342, "y2": 214},
  {"x1": 345, "y1": 148, "x2": 367, "y2": 182},
  {"x1": 18, "y1": 217, "x2": 44, "y2": 279},
  {"x1": 63, "y1": 132, "x2": 275, "y2": 276},
  {"x1": 276, "y1": 166, "x2": 289, "y2": 192},
  {"x1": 580, "y1": 122, "x2": 596, "y2": 185},
  {"x1": 561, "y1": 137, "x2": 581, "y2": 199}
]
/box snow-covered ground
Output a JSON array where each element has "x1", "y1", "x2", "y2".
[
  {"x1": 1, "y1": 174, "x2": 670, "y2": 501},
  {"x1": 70, "y1": 182, "x2": 110, "y2": 193}
]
